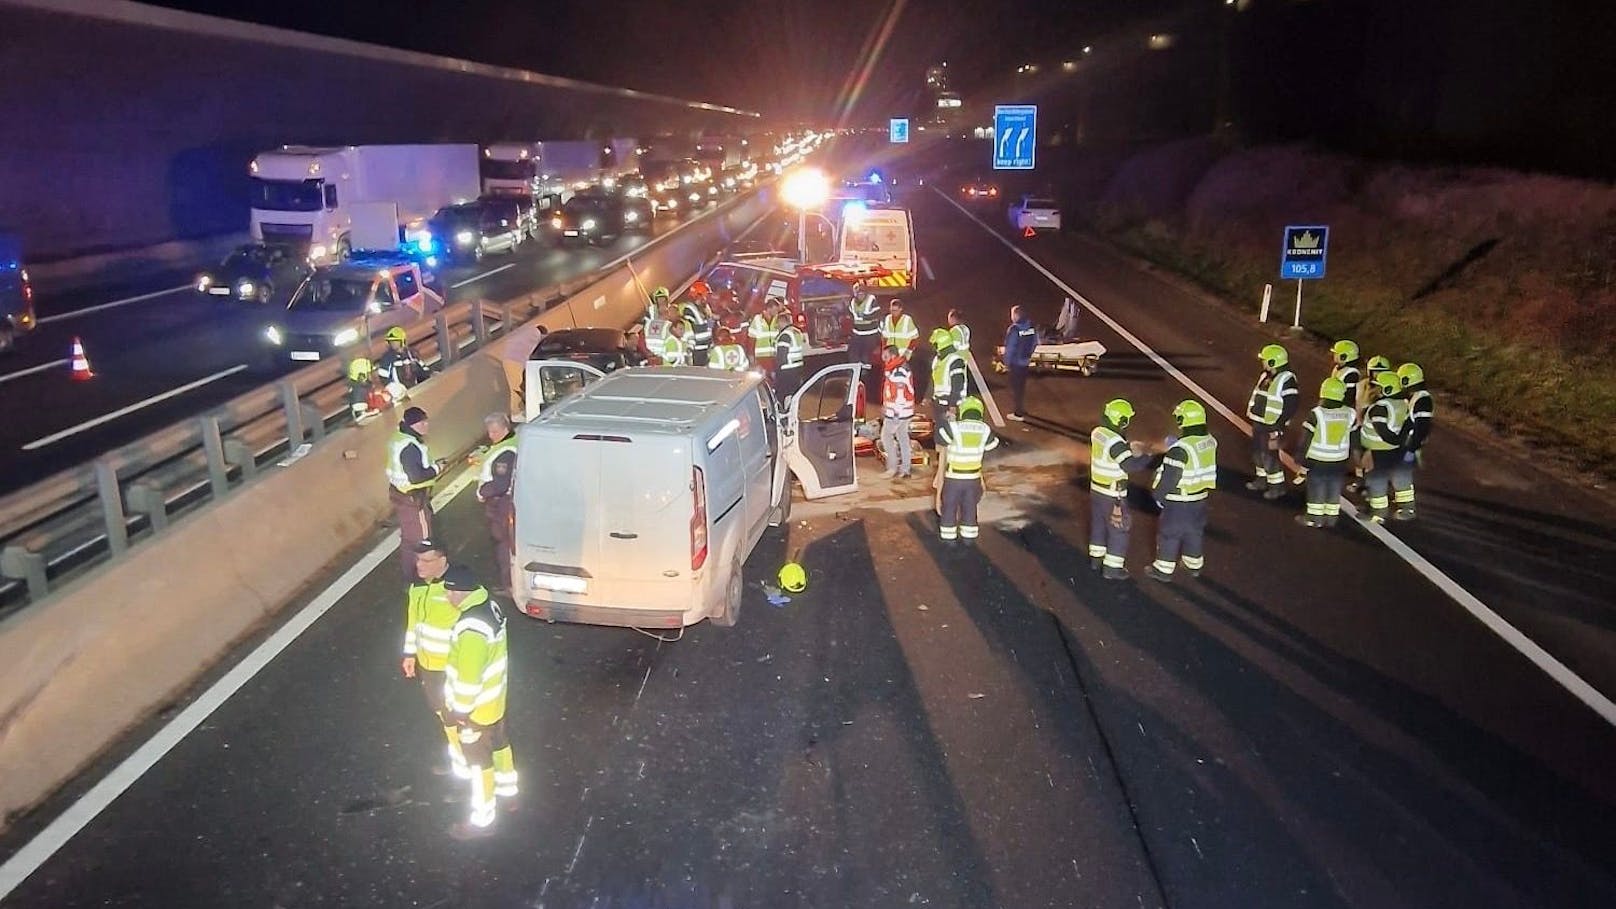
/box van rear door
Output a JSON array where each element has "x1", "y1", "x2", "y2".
[
  {"x1": 523, "y1": 359, "x2": 606, "y2": 422},
  {"x1": 784, "y1": 363, "x2": 862, "y2": 498}
]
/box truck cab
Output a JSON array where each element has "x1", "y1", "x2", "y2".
[
  {"x1": 0, "y1": 232, "x2": 36, "y2": 354},
  {"x1": 264, "y1": 261, "x2": 442, "y2": 363},
  {"x1": 249, "y1": 147, "x2": 348, "y2": 261}
]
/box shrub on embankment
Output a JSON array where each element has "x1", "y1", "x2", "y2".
[{"x1": 1052, "y1": 138, "x2": 1616, "y2": 473}]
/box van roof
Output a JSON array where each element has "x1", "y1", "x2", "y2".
[{"x1": 534, "y1": 367, "x2": 760, "y2": 436}]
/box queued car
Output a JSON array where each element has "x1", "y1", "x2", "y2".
[
  {"x1": 195, "y1": 243, "x2": 312, "y2": 304},
  {"x1": 0, "y1": 231, "x2": 36, "y2": 353},
  {"x1": 263, "y1": 259, "x2": 440, "y2": 364},
  {"x1": 550, "y1": 192, "x2": 647, "y2": 245},
  {"x1": 429, "y1": 200, "x2": 526, "y2": 264},
  {"x1": 959, "y1": 179, "x2": 1000, "y2": 204}
]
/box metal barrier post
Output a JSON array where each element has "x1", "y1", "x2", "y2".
[
  {"x1": 199, "y1": 415, "x2": 230, "y2": 499},
  {"x1": 435, "y1": 312, "x2": 453, "y2": 367},
  {"x1": 127, "y1": 482, "x2": 170, "y2": 535},
  {"x1": 499, "y1": 303, "x2": 514, "y2": 338},
  {"x1": 224, "y1": 439, "x2": 257, "y2": 480},
  {"x1": 1, "y1": 546, "x2": 48, "y2": 600},
  {"x1": 280, "y1": 379, "x2": 304, "y2": 444},
  {"x1": 301, "y1": 404, "x2": 326, "y2": 443},
  {"x1": 471, "y1": 302, "x2": 488, "y2": 345},
  {"x1": 95, "y1": 459, "x2": 129, "y2": 557}
]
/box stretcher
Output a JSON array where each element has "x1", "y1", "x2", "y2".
[{"x1": 994, "y1": 335, "x2": 1107, "y2": 376}]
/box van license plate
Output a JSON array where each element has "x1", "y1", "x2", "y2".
[{"x1": 289, "y1": 351, "x2": 320, "y2": 361}]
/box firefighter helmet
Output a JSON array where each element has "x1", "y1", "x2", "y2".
[
  {"x1": 1259, "y1": 344, "x2": 1288, "y2": 370},
  {"x1": 1319, "y1": 377, "x2": 1348, "y2": 403},
  {"x1": 1331, "y1": 339, "x2": 1360, "y2": 364},
  {"x1": 1172, "y1": 399, "x2": 1207, "y2": 428},
  {"x1": 384, "y1": 326, "x2": 407, "y2": 344},
  {"x1": 1103, "y1": 398, "x2": 1135, "y2": 428},
  {"x1": 778, "y1": 562, "x2": 807, "y2": 593},
  {"x1": 1397, "y1": 362, "x2": 1425, "y2": 387}
]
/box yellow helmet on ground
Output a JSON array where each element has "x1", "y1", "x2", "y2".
[
  {"x1": 1103, "y1": 398, "x2": 1135, "y2": 428},
  {"x1": 929, "y1": 327, "x2": 953, "y2": 350},
  {"x1": 1172, "y1": 399, "x2": 1207, "y2": 428},
  {"x1": 1259, "y1": 344, "x2": 1288, "y2": 370},
  {"x1": 958, "y1": 396, "x2": 985, "y2": 419},
  {"x1": 1319, "y1": 377, "x2": 1348, "y2": 402},
  {"x1": 778, "y1": 562, "x2": 807, "y2": 593}
]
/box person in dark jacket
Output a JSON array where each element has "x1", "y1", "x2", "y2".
[
  {"x1": 475, "y1": 413, "x2": 518, "y2": 592},
  {"x1": 1003, "y1": 305, "x2": 1038, "y2": 421},
  {"x1": 387, "y1": 407, "x2": 445, "y2": 579}
]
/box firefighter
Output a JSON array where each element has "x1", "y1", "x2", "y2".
[
  {"x1": 936, "y1": 396, "x2": 998, "y2": 542},
  {"x1": 929, "y1": 327, "x2": 967, "y2": 427},
  {"x1": 881, "y1": 298, "x2": 918, "y2": 359},
  {"x1": 947, "y1": 309, "x2": 971, "y2": 354},
  {"x1": 848, "y1": 288, "x2": 882, "y2": 366},
  {"x1": 1330, "y1": 340, "x2": 1363, "y2": 411},
  {"x1": 1358, "y1": 370, "x2": 1409, "y2": 524},
  {"x1": 441, "y1": 566, "x2": 517, "y2": 839},
  {"x1": 773, "y1": 311, "x2": 809, "y2": 401},
  {"x1": 1361, "y1": 355, "x2": 1393, "y2": 413},
  {"x1": 660, "y1": 318, "x2": 692, "y2": 366},
  {"x1": 387, "y1": 407, "x2": 445, "y2": 579},
  {"x1": 1089, "y1": 398, "x2": 1154, "y2": 580},
  {"x1": 1294, "y1": 377, "x2": 1357, "y2": 528},
  {"x1": 376, "y1": 326, "x2": 429, "y2": 397},
  {"x1": 400, "y1": 539, "x2": 466, "y2": 781},
  {"x1": 347, "y1": 357, "x2": 377, "y2": 421},
  {"x1": 1244, "y1": 344, "x2": 1300, "y2": 498},
  {"x1": 748, "y1": 298, "x2": 785, "y2": 377},
  {"x1": 641, "y1": 300, "x2": 673, "y2": 361},
  {"x1": 880, "y1": 345, "x2": 916, "y2": 479},
  {"x1": 647, "y1": 285, "x2": 671, "y2": 321},
  {"x1": 679, "y1": 291, "x2": 715, "y2": 367},
  {"x1": 1395, "y1": 362, "x2": 1433, "y2": 520},
  {"x1": 1147, "y1": 400, "x2": 1218, "y2": 583},
  {"x1": 707, "y1": 327, "x2": 750, "y2": 371},
  {"x1": 475, "y1": 413, "x2": 518, "y2": 593}
]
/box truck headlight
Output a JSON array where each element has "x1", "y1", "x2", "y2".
[
  {"x1": 309, "y1": 244, "x2": 329, "y2": 261},
  {"x1": 582, "y1": 219, "x2": 597, "y2": 230},
  {"x1": 456, "y1": 230, "x2": 475, "y2": 246},
  {"x1": 333, "y1": 327, "x2": 360, "y2": 347},
  {"x1": 196, "y1": 275, "x2": 213, "y2": 292},
  {"x1": 264, "y1": 325, "x2": 283, "y2": 345},
  {"x1": 624, "y1": 210, "x2": 638, "y2": 223},
  {"x1": 236, "y1": 280, "x2": 256, "y2": 298}
]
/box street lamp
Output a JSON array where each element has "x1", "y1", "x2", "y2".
[{"x1": 781, "y1": 167, "x2": 830, "y2": 263}]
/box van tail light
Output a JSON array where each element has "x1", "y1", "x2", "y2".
[{"x1": 690, "y1": 466, "x2": 708, "y2": 570}]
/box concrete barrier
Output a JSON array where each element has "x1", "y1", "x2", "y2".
[{"x1": 0, "y1": 188, "x2": 777, "y2": 829}]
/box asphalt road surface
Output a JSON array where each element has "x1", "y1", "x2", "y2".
[{"x1": 1, "y1": 152, "x2": 1613, "y2": 909}]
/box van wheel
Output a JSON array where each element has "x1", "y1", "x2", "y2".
[
  {"x1": 711, "y1": 555, "x2": 743, "y2": 627},
  {"x1": 768, "y1": 481, "x2": 792, "y2": 528}
]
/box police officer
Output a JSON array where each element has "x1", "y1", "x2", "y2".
[
  {"x1": 660, "y1": 318, "x2": 692, "y2": 366},
  {"x1": 1245, "y1": 344, "x2": 1300, "y2": 498},
  {"x1": 376, "y1": 326, "x2": 430, "y2": 396},
  {"x1": 847, "y1": 288, "x2": 882, "y2": 366},
  {"x1": 1395, "y1": 362, "x2": 1433, "y2": 520},
  {"x1": 441, "y1": 566, "x2": 517, "y2": 839},
  {"x1": 1358, "y1": 370, "x2": 1409, "y2": 524},
  {"x1": 881, "y1": 298, "x2": 919, "y2": 359},
  {"x1": 679, "y1": 294, "x2": 715, "y2": 367},
  {"x1": 388, "y1": 406, "x2": 444, "y2": 579},
  {"x1": 929, "y1": 327, "x2": 967, "y2": 426},
  {"x1": 1294, "y1": 377, "x2": 1357, "y2": 527},
  {"x1": 400, "y1": 539, "x2": 466, "y2": 781},
  {"x1": 1147, "y1": 400, "x2": 1218, "y2": 583},
  {"x1": 935, "y1": 396, "x2": 998, "y2": 542},
  {"x1": 1089, "y1": 399, "x2": 1154, "y2": 579},
  {"x1": 1003, "y1": 305, "x2": 1037, "y2": 421},
  {"x1": 749, "y1": 299, "x2": 785, "y2": 377},
  {"x1": 707, "y1": 327, "x2": 750, "y2": 371},
  {"x1": 476, "y1": 413, "x2": 518, "y2": 592},
  {"x1": 773, "y1": 312, "x2": 809, "y2": 400}
]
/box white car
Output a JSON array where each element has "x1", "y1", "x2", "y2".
[{"x1": 1009, "y1": 196, "x2": 1061, "y2": 234}]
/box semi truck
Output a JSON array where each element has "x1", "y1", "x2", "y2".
[
  {"x1": 249, "y1": 144, "x2": 480, "y2": 263},
  {"x1": 694, "y1": 137, "x2": 745, "y2": 170},
  {"x1": 481, "y1": 143, "x2": 540, "y2": 199}
]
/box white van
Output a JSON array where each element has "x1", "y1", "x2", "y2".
[{"x1": 511, "y1": 362, "x2": 863, "y2": 629}]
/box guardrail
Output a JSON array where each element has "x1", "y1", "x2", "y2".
[{"x1": 0, "y1": 186, "x2": 775, "y2": 616}]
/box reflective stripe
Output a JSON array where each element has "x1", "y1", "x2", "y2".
[
  {"x1": 706, "y1": 344, "x2": 749, "y2": 371},
  {"x1": 881, "y1": 314, "x2": 918, "y2": 348},
  {"x1": 749, "y1": 315, "x2": 782, "y2": 356},
  {"x1": 478, "y1": 437, "x2": 518, "y2": 485},
  {"x1": 943, "y1": 419, "x2": 993, "y2": 478},
  {"x1": 387, "y1": 433, "x2": 433, "y2": 493},
  {"x1": 1407, "y1": 389, "x2": 1434, "y2": 420},
  {"x1": 1360, "y1": 399, "x2": 1408, "y2": 451},
  {"x1": 644, "y1": 318, "x2": 670, "y2": 346},
  {"x1": 949, "y1": 323, "x2": 970, "y2": 352},
  {"x1": 1156, "y1": 435, "x2": 1218, "y2": 502},
  {"x1": 930, "y1": 352, "x2": 965, "y2": 401},
  {"x1": 681, "y1": 304, "x2": 712, "y2": 342},
  {"x1": 660, "y1": 334, "x2": 690, "y2": 365},
  {"x1": 1246, "y1": 370, "x2": 1297, "y2": 425},
  {"x1": 883, "y1": 367, "x2": 915, "y2": 418},
  {"x1": 776, "y1": 327, "x2": 807, "y2": 367},
  {"x1": 1305, "y1": 405, "x2": 1356, "y2": 462},
  {"x1": 1090, "y1": 426, "x2": 1129, "y2": 494},
  {"x1": 850, "y1": 299, "x2": 881, "y2": 334}
]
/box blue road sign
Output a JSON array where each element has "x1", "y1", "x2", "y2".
[
  {"x1": 1280, "y1": 225, "x2": 1329, "y2": 280},
  {"x1": 993, "y1": 105, "x2": 1037, "y2": 170},
  {"x1": 889, "y1": 118, "x2": 909, "y2": 144}
]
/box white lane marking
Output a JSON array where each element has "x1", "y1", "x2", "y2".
[
  {"x1": 21, "y1": 365, "x2": 250, "y2": 451},
  {"x1": 0, "y1": 359, "x2": 69, "y2": 385},
  {"x1": 935, "y1": 186, "x2": 1616, "y2": 728},
  {"x1": 0, "y1": 469, "x2": 479, "y2": 899},
  {"x1": 35, "y1": 285, "x2": 190, "y2": 325},
  {"x1": 920, "y1": 256, "x2": 936, "y2": 282},
  {"x1": 449, "y1": 263, "x2": 515, "y2": 289}
]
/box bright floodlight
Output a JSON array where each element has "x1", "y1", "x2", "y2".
[{"x1": 782, "y1": 168, "x2": 830, "y2": 211}]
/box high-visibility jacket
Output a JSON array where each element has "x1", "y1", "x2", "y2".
[
  {"x1": 775, "y1": 325, "x2": 807, "y2": 369},
  {"x1": 476, "y1": 435, "x2": 518, "y2": 503},
  {"x1": 707, "y1": 343, "x2": 749, "y2": 371},
  {"x1": 403, "y1": 578, "x2": 457, "y2": 672},
  {"x1": 850, "y1": 297, "x2": 881, "y2": 336},
  {"x1": 931, "y1": 350, "x2": 966, "y2": 404},
  {"x1": 1246, "y1": 369, "x2": 1299, "y2": 426},
  {"x1": 1404, "y1": 387, "x2": 1434, "y2": 451},
  {"x1": 660, "y1": 333, "x2": 691, "y2": 366},
  {"x1": 1155, "y1": 434, "x2": 1218, "y2": 502},
  {"x1": 643, "y1": 316, "x2": 671, "y2": 349},
  {"x1": 387, "y1": 430, "x2": 435, "y2": 494},
  {"x1": 1359, "y1": 398, "x2": 1408, "y2": 451},
  {"x1": 749, "y1": 314, "x2": 783, "y2": 358},
  {"x1": 1332, "y1": 363, "x2": 1362, "y2": 406},
  {"x1": 680, "y1": 302, "x2": 713, "y2": 347},
  {"x1": 883, "y1": 365, "x2": 915, "y2": 419},
  {"x1": 444, "y1": 589, "x2": 509, "y2": 726},
  {"x1": 1303, "y1": 405, "x2": 1357, "y2": 463},
  {"x1": 1090, "y1": 425, "x2": 1133, "y2": 496},
  {"x1": 881, "y1": 313, "x2": 918, "y2": 353},
  {"x1": 949, "y1": 323, "x2": 971, "y2": 353},
  {"x1": 937, "y1": 418, "x2": 998, "y2": 479}
]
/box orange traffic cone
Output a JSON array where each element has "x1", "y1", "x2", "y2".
[
  {"x1": 69, "y1": 337, "x2": 94, "y2": 381},
  {"x1": 1022, "y1": 226, "x2": 1036, "y2": 238}
]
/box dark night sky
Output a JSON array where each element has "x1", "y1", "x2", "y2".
[{"x1": 150, "y1": 0, "x2": 1188, "y2": 121}]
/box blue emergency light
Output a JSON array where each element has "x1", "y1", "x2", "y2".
[
  {"x1": 867, "y1": 170, "x2": 883, "y2": 184},
  {"x1": 841, "y1": 200, "x2": 868, "y2": 221}
]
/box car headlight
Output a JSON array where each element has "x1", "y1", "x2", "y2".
[
  {"x1": 456, "y1": 230, "x2": 475, "y2": 246},
  {"x1": 264, "y1": 325, "x2": 283, "y2": 346},
  {"x1": 551, "y1": 217, "x2": 563, "y2": 229},
  {"x1": 237, "y1": 280, "x2": 256, "y2": 298},
  {"x1": 332, "y1": 327, "x2": 360, "y2": 347},
  {"x1": 582, "y1": 219, "x2": 597, "y2": 230},
  {"x1": 689, "y1": 192, "x2": 700, "y2": 202},
  {"x1": 666, "y1": 198, "x2": 678, "y2": 209},
  {"x1": 196, "y1": 275, "x2": 213, "y2": 291},
  {"x1": 624, "y1": 210, "x2": 639, "y2": 222},
  {"x1": 309, "y1": 244, "x2": 329, "y2": 261}
]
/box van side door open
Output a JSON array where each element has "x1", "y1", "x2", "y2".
[
  {"x1": 523, "y1": 359, "x2": 606, "y2": 422},
  {"x1": 784, "y1": 363, "x2": 862, "y2": 499}
]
